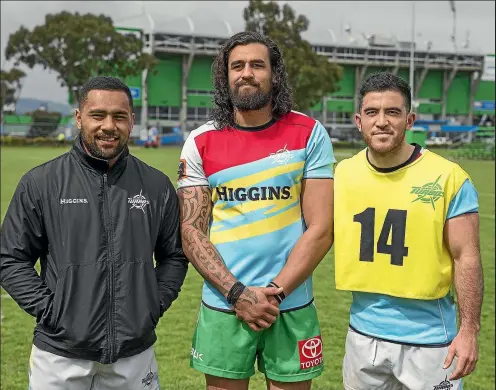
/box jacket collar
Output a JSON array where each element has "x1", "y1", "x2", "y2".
[{"x1": 71, "y1": 134, "x2": 130, "y2": 174}]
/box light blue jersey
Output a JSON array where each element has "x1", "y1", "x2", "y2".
[{"x1": 350, "y1": 179, "x2": 479, "y2": 345}]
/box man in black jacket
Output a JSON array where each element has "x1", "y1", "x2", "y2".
[{"x1": 0, "y1": 76, "x2": 188, "y2": 390}]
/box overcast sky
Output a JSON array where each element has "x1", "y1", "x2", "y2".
[{"x1": 1, "y1": 0, "x2": 494, "y2": 104}]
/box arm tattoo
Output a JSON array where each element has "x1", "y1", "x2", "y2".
[
  {"x1": 178, "y1": 186, "x2": 237, "y2": 296},
  {"x1": 237, "y1": 288, "x2": 258, "y2": 305}
]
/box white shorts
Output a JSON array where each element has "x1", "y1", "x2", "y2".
[
  {"x1": 28, "y1": 344, "x2": 160, "y2": 390},
  {"x1": 343, "y1": 327, "x2": 462, "y2": 390}
]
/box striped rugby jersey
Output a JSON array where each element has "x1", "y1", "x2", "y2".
[{"x1": 177, "y1": 111, "x2": 335, "y2": 311}]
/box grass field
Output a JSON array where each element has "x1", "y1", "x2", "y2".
[{"x1": 1, "y1": 146, "x2": 494, "y2": 390}]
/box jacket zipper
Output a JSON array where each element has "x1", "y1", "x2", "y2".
[{"x1": 102, "y1": 173, "x2": 115, "y2": 362}]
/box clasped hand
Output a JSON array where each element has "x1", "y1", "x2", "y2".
[{"x1": 233, "y1": 286, "x2": 283, "y2": 332}]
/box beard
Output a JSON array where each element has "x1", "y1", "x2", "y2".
[
  {"x1": 80, "y1": 126, "x2": 128, "y2": 161},
  {"x1": 361, "y1": 128, "x2": 406, "y2": 155},
  {"x1": 230, "y1": 81, "x2": 272, "y2": 111}
]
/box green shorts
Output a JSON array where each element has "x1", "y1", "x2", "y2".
[{"x1": 190, "y1": 301, "x2": 324, "y2": 382}]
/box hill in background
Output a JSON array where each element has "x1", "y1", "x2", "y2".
[{"x1": 14, "y1": 98, "x2": 72, "y2": 116}]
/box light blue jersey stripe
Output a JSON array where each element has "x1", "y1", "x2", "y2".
[
  {"x1": 304, "y1": 121, "x2": 336, "y2": 178},
  {"x1": 212, "y1": 199, "x2": 300, "y2": 233},
  {"x1": 447, "y1": 179, "x2": 479, "y2": 218},
  {"x1": 209, "y1": 149, "x2": 306, "y2": 186},
  {"x1": 203, "y1": 220, "x2": 313, "y2": 311}
]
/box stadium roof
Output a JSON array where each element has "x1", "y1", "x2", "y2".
[{"x1": 116, "y1": 14, "x2": 487, "y2": 56}]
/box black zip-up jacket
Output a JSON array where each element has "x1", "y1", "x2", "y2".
[{"x1": 0, "y1": 137, "x2": 188, "y2": 364}]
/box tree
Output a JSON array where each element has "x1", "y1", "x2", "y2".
[
  {"x1": 244, "y1": 0, "x2": 342, "y2": 111},
  {"x1": 1, "y1": 67, "x2": 26, "y2": 115},
  {"x1": 5, "y1": 11, "x2": 157, "y2": 105}
]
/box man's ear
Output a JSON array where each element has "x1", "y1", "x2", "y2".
[
  {"x1": 354, "y1": 113, "x2": 362, "y2": 132},
  {"x1": 130, "y1": 112, "x2": 135, "y2": 135},
  {"x1": 406, "y1": 112, "x2": 417, "y2": 130},
  {"x1": 75, "y1": 109, "x2": 82, "y2": 129}
]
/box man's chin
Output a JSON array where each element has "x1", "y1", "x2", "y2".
[
  {"x1": 234, "y1": 99, "x2": 270, "y2": 111},
  {"x1": 366, "y1": 140, "x2": 400, "y2": 155},
  {"x1": 231, "y1": 91, "x2": 271, "y2": 112},
  {"x1": 89, "y1": 145, "x2": 123, "y2": 161},
  {"x1": 98, "y1": 151, "x2": 120, "y2": 160}
]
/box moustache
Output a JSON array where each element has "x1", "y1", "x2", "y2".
[
  {"x1": 95, "y1": 132, "x2": 120, "y2": 140},
  {"x1": 235, "y1": 81, "x2": 260, "y2": 89}
]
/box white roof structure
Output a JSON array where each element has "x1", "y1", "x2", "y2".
[{"x1": 115, "y1": 13, "x2": 486, "y2": 56}]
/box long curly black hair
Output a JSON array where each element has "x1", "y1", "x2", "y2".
[{"x1": 209, "y1": 31, "x2": 294, "y2": 130}]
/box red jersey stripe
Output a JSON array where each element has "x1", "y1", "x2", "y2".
[{"x1": 194, "y1": 112, "x2": 316, "y2": 177}]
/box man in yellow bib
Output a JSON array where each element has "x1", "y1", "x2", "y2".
[{"x1": 335, "y1": 72, "x2": 484, "y2": 390}]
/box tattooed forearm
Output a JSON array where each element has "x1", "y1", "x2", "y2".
[
  {"x1": 178, "y1": 186, "x2": 237, "y2": 296},
  {"x1": 183, "y1": 226, "x2": 234, "y2": 294},
  {"x1": 178, "y1": 186, "x2": 211, "y2": 231}
]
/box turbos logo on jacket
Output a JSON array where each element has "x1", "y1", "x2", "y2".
[{"x1": 128, "y1": 190, "x2": 150, "y2": 212}]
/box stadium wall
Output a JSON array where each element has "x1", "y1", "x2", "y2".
[{"x1": 121, "y1": 55, "x2": 494, "y2": 127}]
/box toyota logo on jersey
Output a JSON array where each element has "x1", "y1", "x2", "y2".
[{"x1": 298, "y1": 336, "x2": 323, "y2": 370}]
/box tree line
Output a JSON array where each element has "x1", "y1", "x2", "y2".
[{"x1": 1, "y1": 0, "x2": 341, "y2": 118}]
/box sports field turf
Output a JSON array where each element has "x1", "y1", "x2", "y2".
[{"x1": 1, "y1": 146, "x2": 494, "y2": 390}]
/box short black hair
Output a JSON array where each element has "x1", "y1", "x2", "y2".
[
  {"x1": 78, "y1": 76, "x2": 133, "y2": 110},
  {"x1": 357, "y1": 72, "x2": 412, "y2": 113}
]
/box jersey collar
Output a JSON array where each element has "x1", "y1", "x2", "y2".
[{"x1": 365, "y1": 143, "x2": 424, "y2": 173}]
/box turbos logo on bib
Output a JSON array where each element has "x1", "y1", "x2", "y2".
[{"x1": 216, "y1": 186, "x2": 291, "y2": 202}]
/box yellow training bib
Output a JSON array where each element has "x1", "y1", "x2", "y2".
[{"x1": 334, "y1": 148, "x2": 470, "y2": 300}]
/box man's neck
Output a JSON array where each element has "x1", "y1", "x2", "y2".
[
  {"x1": 367, "y1": 142, "x2": 415, "y2": 169},
  {"x1": 234, "y1": 105, "x2": 272, "y2": 128}
]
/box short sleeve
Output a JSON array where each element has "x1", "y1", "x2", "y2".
[
  {"x1": 303, "y1": 121, "x2": 336, "y2": 179},
  {"x1": 446, "y1": 179, "x2": 479, "y2": 219},
  {"x1": 177, "y1": 133, "x2": 209, "y2": 188}
]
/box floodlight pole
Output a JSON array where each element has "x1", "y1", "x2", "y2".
[
  {"x1": 141, "y1": 1, "x2": 154, "y2": 132},
  {"x1": 0, "y1": 59, "x2": 5, "y2": 133},
  {"x1": 451, "y1": 2, "x2": 458, "y2": 53},
  {"x1": 409, "y1": 1, "x2": 416, "y2": 109}
]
